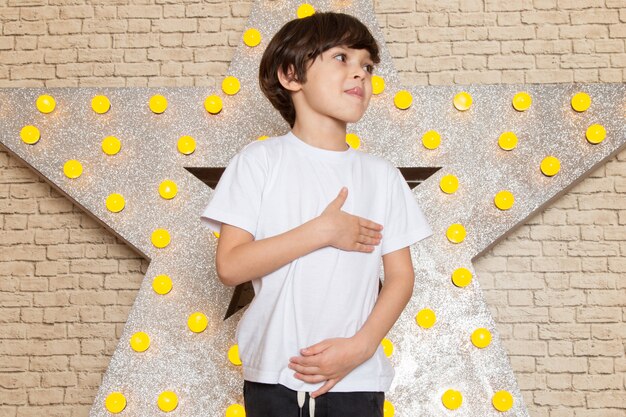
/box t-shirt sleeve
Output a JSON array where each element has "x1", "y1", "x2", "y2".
[
  {"x1": 381, "y1": 165, "x2": 434, "y2": 256},
  {"x1": 200, "y1": 146, "x2": 266, "y2": 238}
]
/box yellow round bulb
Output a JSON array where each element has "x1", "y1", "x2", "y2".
[
  {"x1": 243, "y1": 28, "x2": 261, "y2": 47},
  {"x1": 371, "y1": 75, "x2": 385, "y2": 95},
  {"x1": 151, "y1": 228, "x2": 171, "y2": 248},
  {"x1": 540, "y1": 155, "x2": 560, "y2": 177},
  {"x1": 204, "y1": 95, "x2": 223, "y2": 114},
  {"x1": 498, "y1": 131, "x2": 517, "y2": 150},
  {"x1": 188, "y1": 312, "x2": 208, "y2": 333},
  {"x1": 492, "y1": 390, "x2": 514, "y2": 411},
  {"x1": 36, "y1": 94, "x2": 56, "y2": 113},
  {"x1": 471, "y1": 328, "x2": 492, "y2": 348},
  {"x1": 381, "y1": 338, "x2": 394, "y2": 357},
  {"x1": 297, "y1": 3, "x2": 315, "y2": 18},
  {"x1": 393, "y1": 90, "x2": 412, "y2": 110},
  {"x1": 415, "y1": 308, "x2": 436, "y2": 329},
  {"x1": 149, "y1": 94, "x2": 167, "y2": 114},
  {"x1": 257, "y1": 135, "x2": 269, "y2": 141},
  {"x1": 451, "y1": 267, "x2": 472, "y2": 287},
  {"x1": 102, "y1": 136, "x2": 121, "y2": 155},
  {"x1": 383, "y1": 400, "x2": 395, "y2": 417},
  {"x1": 439, "y1": 174, "x2": 458, "y2": 194},
  {"x1": 512, "y1": 92, "x2": 531, "y2": 111},
  {"x1": 130, "y1": 331, "x2": 150, "y2": 352},
  {"x1": 105, "y1": 193, "x2": 125, "y2": 213},
  {"x1": 453, "y1": 92, "x2": 472, "y2": 111},
  {"x1": 442, "y1": 389, "x2": 463, "y2": 410},
  {"x1": 63, "y1": 160, "x2": 83, "y2": 179},
  {"x1": 571, "y1": 92, "x2": 591, "y2": 112},
  {"x1": 585, "y1": 124, "x2": 606, "y2": 144},
  {"x1": 159, "y1": 180, "x2": 178, "y2": 200},
  {"x1": 228, "y1": 344, "x2": 242, "y2": 366},
  {"x1": 225, "y1": 403, "x2": 246, "y2": 417},
  {"x1": 446, "y1": 223, "x2": 466, "y2": 243},
  {"x1": 105, "y1": 392, "x2": 126, "y2": 414},
  {"x1": 157, "y1": 391, "x2": 178, "y2": 412},
  {"x1": 222, "y1": 76, "x2": 241, "y2": 95},
  {"x1": 152, "y1": 274, "x2": 173, "y2": 295},
  {"x1": 20, "y1": 125, "x2": 40, "y2": 144},
  {"x1": 213, "y1": 231, "x2": 220, "y2": 239},
  {"x1": 421, "y1": 130, "x2": 441, "y2": 150},
  {"x1": 494, "y1": 190, "x2": 514, "y2": 210},
  {"x1": 177, "y1": 135, "x2": 196, "y2": 155},
  {"x1": 345, "y1": 133, "x2": 360, "y2": 149},
  {"x1": 91, "y1": 95, "x2": 111, "y2": 114}
]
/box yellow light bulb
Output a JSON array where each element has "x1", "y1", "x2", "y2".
[
  {"x1": 102, "y1": 136, "x2": 121, "y2": 155},
  {"x1": 393, "y1": 90, "x2": 412, "y2": 110},
  {"x1": 540, "y1": 155, "x2": 560, "y2": 177},
  {"x1": 105, "y1": 193, "x2": 125, "y2": 213},
  {"x1": 149, "y1": 94, "x2": 167, "y2": 114},
  {"x1": 297, "y1": 3, "x2": 315, "y2": 18},
  {"x1": 422, "y1": 130, "x2": 441, "y2": 150},
  {"x1": 494, "y1": 190, "x2": 514, "y2": 210},
  {"x1": 446, "y1": 223, "x2": 466, "y2": 243},
  {"x1": 63, "y1": 160, "x2": 83, "y2": 179},
  {"x1": 151, "y1": 228, "x2": 171, "y2": 248},
  {"x1": 453, "y1": 91, "x2": 472, "y2": 111},
  {"x1": 439, "y1": 174, "x2": 458, "y2": 194},
  {"x1": 204, "y1": 95, "x2": 223, "y2": 114},
  {"x1": 105, "y1": 392, "x2": 126, "y2": 414},
  {"x1": 188, "y1": 312, "x2": 208, "y2": 333},
  {"x1": 383, "y1": 400, "x2": 395, "y2": 417},
  {"x1": 225, "y1": 404, "x2": 246, "y2": 417},
  {"x1": 442, "y1": 389, "x2": 463, "y2": 410},
  {"x1": 159, "y1": 180, "x2": 178, "y2": 199},
  {"x1": 371, "y1": 75, "x2": 385, "y2": 95},
  {"x1": 36, "y1": 94, "x2": 56, "y2": 113},
  {"x1": 228, "y1": 344, "x2": 242, "y2": 366},
  {"x1": 91, "y1": 95, "x2": 110, "y2": 114},
  {"x1": 512, "y1": 91, "x2": 531, "y2": 111},
  {"x1": 222, "y1": 76, "x2": 241, "y2": 95},
  {"x1": 152, "y1": 274, "x2": 173, "y2": 295},
  {"x1": 415, "y1": 308, "x2": 436, "y2": 329},
  {"x1": 492, "y1": 390, "x2": 514, "y2": 411},
  {"x1": 471, "y1": 328, "x2": 492, "y2": 348},
  {"x1": 498, "y1": 131, "x2": 517, "y2": 150},
  {"x1": 585, "y1": 124, "x2": 606, "y2": 144},
  {"x1": 243, "y1": 28, "x2": 261, "y2": 47},
  {"x1": 381, "y1": 338, "x2": 394, "y2": 357},
  {"x1": 345, "y1": 133, "x2": 360, "y2": 149},
  {"x1": 130, "y1": 331, "x2": 150, "y2": 352},
  {"x1": 451, "y1": 267, "x2": 472, "y2": 287},
  {"x1": 571, "y1": 92, "x2": 591, "y2": 112},
  {"x1": 157, "y1": 391, "x2": 178, "y2": 412},
  {"x1": 20, "y1": 125, "x2": 40, "y2": 144},
  {"x1": 177, "y1": 135, "x2": 196, "y2": 155},
  {"x1": 257, "y1": 135, "x2": 269, "y2": 141}
]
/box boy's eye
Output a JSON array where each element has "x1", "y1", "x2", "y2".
[
  {"x1": 334, "y1": 53, "x2": 346, "y2": 62},
  {"x1": 364, "y1": 64, "x2": 374, "y2": 74}
]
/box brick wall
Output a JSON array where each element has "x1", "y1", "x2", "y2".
[{"x1": 0, "y1": 1, "x2": 625, "y2": 416}]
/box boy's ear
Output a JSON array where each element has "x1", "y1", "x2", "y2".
[{"x1": 277, "y1": 64, "x2": 302, "y2": 93}]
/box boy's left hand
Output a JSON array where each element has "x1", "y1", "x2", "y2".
[{"x1": 288, "y1": 336, "x2": 371, "y2": 398}]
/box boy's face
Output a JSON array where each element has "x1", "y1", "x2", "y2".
[{"x1": 282, "y1": 45, "x2": 375, "y2": 126}]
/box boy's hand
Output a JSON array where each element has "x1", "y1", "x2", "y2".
[
  {"x1": 318, "y1": 187, "x2": 384, "y2": 253},
  {"x1": 288, "y1": 336, "x2": 373, "y2": 398}
]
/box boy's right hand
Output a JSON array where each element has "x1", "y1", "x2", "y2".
[{"x1": 318, "y1": 187, "x2": 383, "y2": 253}]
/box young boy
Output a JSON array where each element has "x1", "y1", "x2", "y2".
[{"x1": 200, "y1": 12, "x2": 433, "y2": 417}]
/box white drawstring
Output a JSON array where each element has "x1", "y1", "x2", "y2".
[{"x1": 297, "y1": 391, "x2": 315, "y2": 417}]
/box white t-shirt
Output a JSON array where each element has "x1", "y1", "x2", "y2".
[{"x1": 200, "y1": 130, "x2": 433, "y2": 392}]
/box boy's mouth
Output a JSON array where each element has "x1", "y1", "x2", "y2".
[{"x1": 344, "y1": 87, "x2": 363, "y2": 98}]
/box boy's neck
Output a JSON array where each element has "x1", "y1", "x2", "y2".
[{"x1": 291, "y1": 119, "x2": 349, "y2": 152}]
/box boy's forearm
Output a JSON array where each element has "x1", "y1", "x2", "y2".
[
  {"x1": 220, "y1": 216, "x2": 330, "y2": 286},
  {"x1": 353, "y1": 272, "x2": 414, "y2": 358}
]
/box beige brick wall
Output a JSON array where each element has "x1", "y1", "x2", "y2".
[{"x1": 0, "y1": 1, "x2": 624, "y2": 416}]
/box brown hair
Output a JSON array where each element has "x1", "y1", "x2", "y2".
[{"x1": 259, "y1": 12, "x2": 380, "y2": 128}]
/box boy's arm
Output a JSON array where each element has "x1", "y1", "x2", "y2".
[{"x1": 288, "y1": 246, "x2": 415, "y2": 397}]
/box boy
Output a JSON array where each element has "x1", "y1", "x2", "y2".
[{"x1": 200, "y1": 11, "x2": 433, "y2": 417}]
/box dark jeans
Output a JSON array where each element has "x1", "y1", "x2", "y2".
[{"x1": 243, "y1": 380, "x2": 384, "y2": 417}]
